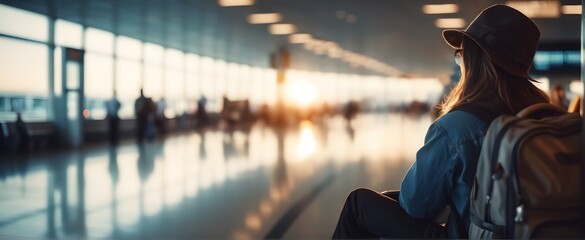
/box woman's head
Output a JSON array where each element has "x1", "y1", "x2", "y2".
[
  {"x1": 439, "y1": 5, "x2": 549, "y2": 116},
  {"x1": 440, "y1": 36, "x2": 549, "y2": 116},
  {"x1": 442, "y1": 5, "x2": 540, "y2": 80}
]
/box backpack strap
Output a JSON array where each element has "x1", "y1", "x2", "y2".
[
  {"x1": 445, "y1": 102, "x2": 502, "y2": 238},
  {"x1": 450, "y1": 102, "x2": 501, "y2": 126}
]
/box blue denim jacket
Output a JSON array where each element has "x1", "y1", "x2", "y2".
[{"x1": 399, "y1": 110, "x2": 489, "y2": 232}]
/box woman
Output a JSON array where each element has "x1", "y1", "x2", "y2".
[{"x1": 332, "y1": 5, "x2": 549, "y2": 238}]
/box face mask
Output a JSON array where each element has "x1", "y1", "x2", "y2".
[
  {"x1": 454, "y1": 49, "x2": 463, "y2": 66},
  {"x1": 455, "y1": 55, "x2": 463, "y2": 66}
]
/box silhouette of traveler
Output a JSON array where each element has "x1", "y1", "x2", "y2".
[
  {"x1": 551, "y1": 84, "x2": 569, "y2": 109},
  {"x1": 343, "y1": 100, "x2": 359, "y2": 126},
  {"x1": 332, "y1": 5, "x2": 549, "y2": 238},
  {"x1": 134, "y1": 89, "x2": 148, "y2": 144},
  {"x1": 106, "y1": 92, "x2": 122, "y2": 145},
  {"x1": 196, "y1": 95, "x2": 208, "y2": 127},
  {"x1": 15, "y1": 112, "x2": 29, "y2": 153}
]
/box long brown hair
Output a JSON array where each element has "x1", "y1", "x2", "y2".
[{"x1": 440, "y1": 37, "x2": 549, "y2": 116}]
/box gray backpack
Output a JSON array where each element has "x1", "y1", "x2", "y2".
[{"x1": 468, "y1": 103, "x2": 583, "y2": 238}]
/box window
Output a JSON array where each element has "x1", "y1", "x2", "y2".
[
  {"x1": 214, "y1": 60, "x2": 227, "y2": 100},
  {"x1": 200, "y1": 57, "x2": 214, "y2": 101},
  {"x1": 165, "y1": 69, "x2": 184, "y2": 118},
  {"x1": 144, "y1": 65, "x2": 163, "y2": 100},
  {"x1": 263, "y1": 68, "x2": 277, "y2": 106},
  {"x1": 226, "y1": 63, "x2": 239, "y2": 100},
  {"x1": 0, "y1": 38, "x2": 48, "y2": 95},
  {"x1": 185, "y1": 71, "x2": 199, "y2": 100},
  {"x1": 116, "y1": 59, "x2": 141, "y2": 119},
  {"x1": 0, "y1": 37, "x2": 48, "y2": 121},
  {"x1": 186, "y1": 54, "x2": 200, "y2": 73},
  {"x1": 249, "y1": 67, "x2": 263, "y2": 107},
  {"x1": 185, "y1": 54, "x2": 200, "y2": 99},
  {"x1": 85, "y1": 54, "x2": 114, "y2": 99},
  {"x1": 237, "y1": 64, "x2": 251, "y2": 100},
  {"x1": 116, "y1": 36, "x2": 142, "y2": 60},
  {"x1": 144, "y1": 43, "x2": 164, "y2": 65},
  {"x1": 165, "y1": 48, "x2": 183, "y2": 70},
  {"x1": 56, "y1": 19, "x2": 83, "y2": 49},
  {"x1": 85, "y1": 53, "x2": 114, "y2": 119},
  {"x1": 0, "y1": 4, "x2": 48, "y2": 42},
  {"x1": 144, "y1": 43, "x2": 164, "y2": 100},
  {"x1": 85, "y1": 28, "x2": 114, "y2": 54},
  {"x1": 163, "y1": 48, "x2": 185, "y2": 117}
]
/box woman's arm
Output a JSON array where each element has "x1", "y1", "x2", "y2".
[{"x1": 399, "y1": 121, "x2": 455, "y2": 219}]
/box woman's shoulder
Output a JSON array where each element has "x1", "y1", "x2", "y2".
[
  {"x1": 433, "y1": 110, "x2": 489, "y2": 139},
  {"x1": 437, "y1": 109, "x2": 486, "y2": 124}
]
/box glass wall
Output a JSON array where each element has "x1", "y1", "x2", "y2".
[
  {"x1": 0, "y1": 4, "x2": 48, "y2": 42},
  {"x1": 84, "y1": 27, "x2": 115, "y2": 120},
  {"x1": 0, "y1": 4, "x2": 49, "y2": 121},
  {"x1": 85, "y1": 53, "x2": 113, "y2": 119},
  {"x1": 164, "y1": 48, "x2": 185, "y2": 118},
  {"x1": 0, "y1": 37, "x2": 49, "y2": 121},
  {"x1": 0, "y1": 3, "x2": 446, "y2": 123},
  {"x1": 144, "y1": 43, "x2": 164, "y2": 101},
  {"x1": 55, "y1": 20, "x2": 83, "y2": 49},
  {"x1": 115, "y1": 59, "x2": 141, "y2": 119}
]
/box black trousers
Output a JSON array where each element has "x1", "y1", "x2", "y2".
[{"x1": 332, "y1": 188, "x2": 445, "y2": 239}]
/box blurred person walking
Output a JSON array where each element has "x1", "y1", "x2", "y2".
[
  {"x1": 134, "y1": 89, "x2": 148, "y2": 144},
  {"x1": 551, "y1": 84, "x2": 569, "y2": 109},
  {"x1": 196, "y1": 95, "x2": 208, "y2": 127},
  {"x1": 106, "y1": 92, "x2": 122, "y2": 145}
]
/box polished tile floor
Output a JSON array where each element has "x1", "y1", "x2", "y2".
[{"x1": 0, "y1": 113, "x2": 432, "y2": 239}]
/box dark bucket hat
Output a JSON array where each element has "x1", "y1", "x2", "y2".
[{"x1": 442, "y1": 4, "x2": 540, "y2": 81}]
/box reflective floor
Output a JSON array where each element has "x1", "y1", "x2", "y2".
[{"x1": 0, "y1": 113, "x2": 432, "y2": 239}]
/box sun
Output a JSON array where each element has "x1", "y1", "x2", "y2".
[{"x1": 285, "y1": 80, "x2": 318, "y2": 107}]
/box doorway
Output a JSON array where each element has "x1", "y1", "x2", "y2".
[{"x1": 59, "y1": 48, "x2": 85, "y2": 148}]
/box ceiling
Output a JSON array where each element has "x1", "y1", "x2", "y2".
[
  {"x1": 250, "y1": 0, "x2": 581, "y2": 79},
  {"x1": 1, "y1": 0, "x2": 581, "y2": 81}
]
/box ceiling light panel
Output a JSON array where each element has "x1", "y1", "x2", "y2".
[
  {"x1": 289, "y1": 34, "x2": 312, "y2": 44},
  {"x1": 422, "y1": 4, "x2": 459, "y2": 14},
  {"x1": 218, "y1": 0, "x2": 254, "y2": 7},
  {"x1": 505, "y1": 1, "x2": 560, "y2": 18},
  {"x1": 561, "y1": 5, "x2": 581, "y2": 15},
  {"x1": 435, "y1": 18, "x2": 466, "y2": 28},
  {"x1": 248, "y1": 13, "x2": 282, "y2": 24},
  {"x1": 268, "y1": 24, "x2": 296, "y2": 35}
]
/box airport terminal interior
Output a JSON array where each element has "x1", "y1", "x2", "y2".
[{"x1": 0, "y1": 0, "x2": 583, "y2": 239}]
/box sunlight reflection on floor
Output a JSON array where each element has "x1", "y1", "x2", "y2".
[{"x1": 0, "y1": 113, "x2": 433, "y2": 239}]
